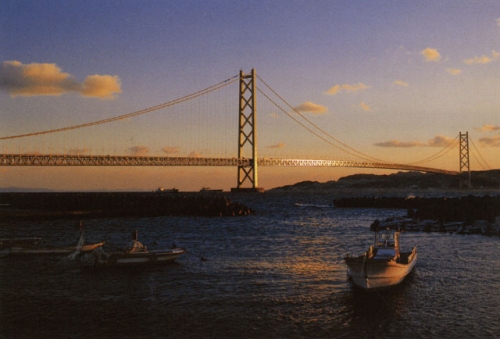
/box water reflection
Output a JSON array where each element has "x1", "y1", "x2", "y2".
[
  {"x1": 342, "y1": 275, "x2": 417, "y2": 337},
  {"x1": 1, "y1": 193, "x2": 500, "y2": 338}
]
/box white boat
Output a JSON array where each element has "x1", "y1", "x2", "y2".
[
  {"x1": 0, "y1": 234, "x2": 104, "y2": 256},
  {"x1": 8, "y1": 242, "x2": 105, "y2": 255},
  {"x1": 344, "y1": 230, "x2": 417, "y2": 290},
  {"x1": 85, "y1": 248, "x2": 185, "y2": 267},
  {"x1": 81, "y1": 230, "x2": 184, "y2": 267}
]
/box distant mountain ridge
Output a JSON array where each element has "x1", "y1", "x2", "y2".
[
  {"x1": 3, "y1": 170, "x2": 500, "y2": 193},
  {"x1": 271, "y1": 170, "x2": 500, "y2": 192}
]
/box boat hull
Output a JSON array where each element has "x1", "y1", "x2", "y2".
[
  {"x1": 91, "y1": 249, "x2": 184, "y2": 267},
  {"x1": 7, "y1": 242, "x2": 105, "y2": 256},
  {"x1": 345, "y1": 249, "x2": 417, "y2": 290}
]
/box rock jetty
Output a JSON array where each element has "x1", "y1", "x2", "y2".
[{"x1": 334, "y1": 195, "x2": 500, "y2": 235}]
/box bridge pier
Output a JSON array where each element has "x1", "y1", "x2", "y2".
[{"x1": 231, "y1": 69, "x2": 264, "y2": 193}]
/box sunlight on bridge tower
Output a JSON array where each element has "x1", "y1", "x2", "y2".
[
  {"x1": 232, "y1": 69, "x2": 264, "y2": 192},
  {"x1": 459, "y1": 131, "x2": 471, "y2": 188}
]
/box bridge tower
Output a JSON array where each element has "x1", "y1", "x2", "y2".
[
  {"x1": 459, "y1": 131, "x2": 471, "y2": 188},
  {"x1": 231, "y1": 69, "x2": 264, "y2": 192}
]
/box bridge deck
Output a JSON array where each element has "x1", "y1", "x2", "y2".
[{"x1": 0, "y1": 154, "x2": 459, "y2": 175}]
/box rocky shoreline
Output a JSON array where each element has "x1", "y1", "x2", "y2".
[
  {"x1": 0, "y1": 192, "x2": 255, "y2": 220},
  {"x1": 333, "y1": 195, "x2": 500, "y2": 235}
]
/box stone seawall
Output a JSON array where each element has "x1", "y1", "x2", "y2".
[{"x1": 0, "y1": 192, "x2": 255, "y2": 220}]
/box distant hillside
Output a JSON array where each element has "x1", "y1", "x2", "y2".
[
  {"x1": 0, "y1": 187, "x2": 55, "y2": 193},
  {"x1": 271, "y1": 170, "x2": 500, "y2": 192}
]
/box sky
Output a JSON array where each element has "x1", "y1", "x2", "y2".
[{"x1": 1, "y1": 0, "x2": 500, "y2": 191}]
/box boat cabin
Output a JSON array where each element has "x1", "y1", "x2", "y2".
[{"x1": 371, "y1": 230, "x2": 400, "y2": 260}]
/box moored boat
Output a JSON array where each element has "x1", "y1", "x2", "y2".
[
  {"x1": 81, "y1": 230, "x2": 184, "y2": 267},
  {"x1": 344, "y1": 229, "x2": 417, "y2": 290},
  {"x1": 8, "y1": 242, "x2": 105, "y2": 255},
  {"x1": 0, "y1": 234, "x2": 104, "y2": 256}
]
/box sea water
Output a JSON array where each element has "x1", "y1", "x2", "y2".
[{"x1": 1, "y1": 191, "x2": 499, "y2": 338}]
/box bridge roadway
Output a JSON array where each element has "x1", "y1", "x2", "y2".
[{"x1": 0, "y1": 154, "x2": 459, "y2": 175}]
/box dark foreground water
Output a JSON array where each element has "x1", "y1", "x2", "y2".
[{"x1": 1, "y1": 192, "x2": 500, "y2": 339}]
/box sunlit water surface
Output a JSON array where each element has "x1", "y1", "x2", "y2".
[{"x1": 1, "y1": 192, "x2": 499, "y2": 338}]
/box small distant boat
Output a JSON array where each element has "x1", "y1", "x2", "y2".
[
  {"x1": 344, "y1": 229, "x2": 417, "y2": 290},
  {"x1": 82, "y1": 230, "x2": 184, "y2": 267},
  {"x1": 156, "y1": 187, "x2": 179, "y2": 193},
  {"x1": 371, "y1": 217, "x2": 414, "y2": 231},
  {"x1": 200, "y1": 187, "x2": 223, "y2": 192},
  {"x1": 294, "y1": 203, "x2": 331, "y2": 208}
]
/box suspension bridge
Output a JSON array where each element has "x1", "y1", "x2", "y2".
[{"x1": 0, "y1": 69, "x2": 488, "y2": 191}]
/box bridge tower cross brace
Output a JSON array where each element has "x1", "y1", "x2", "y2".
[
  {"x1": 232, "y1": 69, "x2": 263, "y2": 192},
  {"x1": 459, "y1": 131, "x2": 471, "y2": 188}
]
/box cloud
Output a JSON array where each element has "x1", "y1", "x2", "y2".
[
  {"x1": 128, "y1": 146, "x2": 149, "y2": 155},
  {"x1": 374, "y1": 135, "x2": 455, "y2": 148},
  {"x1": 464, "y1": 50, "x2": 500, "y2": 65},
  {"x1": 162, "y1": 146, "x2": 180, "y2": 154},
  {"x1": 464, "y1": 55, "x2": 492, "y2": 65},
  {"x1": 80, "y1": 74, "x2": 121, "y2": 98},
  {"x1": 421, "y1": 48, "x2": 441, "y2": 62},
  {"x1": 374, "y1": 140, "x2": 424, "y2": 148},
  {"x1": 446, "y1": 68, "x2": 462, "y2": 75},
  {"x1": 479, "y1": 135, "x2": 500, "y2": 147},
  {"x1": 392, "y1": 80, "x2": 409, "y2": 87},
  {"x1": 325, "y1": 83, "x2": 369, "y2": 95},
  {"x1": 188, "y1": 151, "x2": 202, "y2": 157},
  {"x1": 68, "y1": 148, "x2": 90, "y2": 155},
  {"x1": 266, "y1": 142, "x2": 286, "y2": 149},
  {"x1": 294, "y1": 101, "x2": 328, "y2": 115},
  {"x1": 0, "y1": 60, "x2": 121, "y2": 99},
  {"x1": 477, "y1": 124, "x2": 500, "y2": 132},
  {"x1": 359, "y1": 102, "x2": 371, "y2": 112},
  {"x1": 427, "y1": 135, "x2": 456, "y2": 147}
]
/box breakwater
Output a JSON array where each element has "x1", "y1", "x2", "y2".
[
  {"x1": 0, "y1": 192, "x2": 254, "y2": 220},
  {"x1": 333, "y1": 195, "x2": 500, "y2": 223}
]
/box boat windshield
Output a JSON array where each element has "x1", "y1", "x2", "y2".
[{"x1": 375, "y1": 232, "x2": 399, "y2": 248}]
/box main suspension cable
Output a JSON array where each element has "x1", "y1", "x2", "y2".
[
  {"x1": 470, "y1": 137, "x2": 491, "y2": 170},
  {"x1": 0, "y1": 74, "x2": 239, "y2": 141},
  {"x1": 257, "y1": 75, "x2": 387, "y2": 163},
  {"x1": 406, "y1": 134, "x2": 459, "y2": 165},
  {"x1": 257, "y1": 88, "x2": 359, "y2": 157}
]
